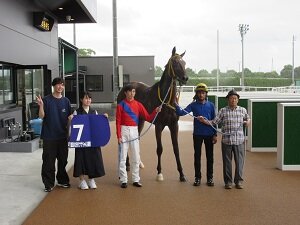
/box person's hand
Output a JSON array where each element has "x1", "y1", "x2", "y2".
[
  {"x1": 68, "y1": 114, "x2": 74, "y2": 121},
  {"x1": 103, "y1": 113, "x2": 108, "y2": 118},
  {"x1": 36, "y1": 95, "x2": 43, "y2": 107},
  {"x1": 118, "y1": 138, "x2": 122, "y2": 144},
  {"x1": 212, "y1": 135, "x2": 217, "y2": 144},
  {"x1": 197, "y1": 116, "x2": 205, "y2": 123},
  {"x1": 243, "y1": 119, "x2": 250, "y2": 127},
  {"x1": 175, "y1": 91, "x2": 180, "y2": 104},
  {"x1": 156, "y1": 106, "x2": 162, "y2": 113}
]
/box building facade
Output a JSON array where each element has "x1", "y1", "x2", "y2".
[
  {"x1": 70, "y1": 56, "x2": 155, "y2": 103},
  {"x1": 0, "y1": 0, "x2": 96, "y2": 140}
]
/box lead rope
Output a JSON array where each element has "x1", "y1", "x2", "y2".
[
  {"x1": 174, "y1": 102, "x2": 245, "y2": 136},
  {"x1": 120, "y1": 54, "x2": 178, "y2": 143},
  {"x1": 120, "y1": 85, "x2": 172, "y2": 144}
]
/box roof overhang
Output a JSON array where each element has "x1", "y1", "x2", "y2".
[{"x1": 34, "y1": 0, "x2": 97, "y2": 23}]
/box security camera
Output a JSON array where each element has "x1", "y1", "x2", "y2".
[{"x1": 66, "y1": 15, "x2": 71, "y2": 22}]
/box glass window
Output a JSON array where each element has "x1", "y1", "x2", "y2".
[
  {"x1": 32, "y1": 69, "x2": 43, "y2": 97},
  {"x1": 0, "y1": 65, "x2": 3, "y2": 105},
  {"x1": 0, "y1": 64, "x2": 13, "y2": 105},
  {"x1": 86, "y1": 75, "x2": 103, "y2": 92},
  {"x1": 123, "y1": 74, "x2": 130, "y2": 86}
]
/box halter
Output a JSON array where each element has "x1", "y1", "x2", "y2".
[{"x1": 157, "y1": 54, "x2": 183, "y2": 110}]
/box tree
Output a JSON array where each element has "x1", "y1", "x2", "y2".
[
  {"x1": 280, "y1": 64, "x2": 293, "y2": 77},
  {"x1": 197, "y1": 69, "x2": 210, "y2": 77},
  {"x1": 226, "y1": 69, "x2": 238, "y2": 77},
  {"x1": 294, "y1": 66, "x2": 300, "y2": 79},
  {"x1": 185, "y1": 68, "x2": 197, "y2": 77},
  {"x1": 78, "y1": 48, "x2": 96, "y2": 56},
  {"x1": 244, "y1": 68, "x2": 252, "y2": 77},
  {"x1": 211, "y1": 69, "x2": 218, "y2": 76},
  {"x1": 155, "y1": 66, "x2": 163, "y2": 77}
]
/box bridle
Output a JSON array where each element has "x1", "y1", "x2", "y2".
[{"x1": 158, "y1": 54, "x2": 185, "y2": 110}]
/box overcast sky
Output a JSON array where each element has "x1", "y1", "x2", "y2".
[{"x1": 58, "y1": 0, "x2": 300, "y2": 73}]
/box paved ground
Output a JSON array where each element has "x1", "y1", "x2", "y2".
[
  {"x1": 1, "y1": 116, "x2": 299, "y2": 225},
  {"x1": 0, "y1": 146, "x2": 75, "y2": 225}
]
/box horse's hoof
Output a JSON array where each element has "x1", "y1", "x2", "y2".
[
  {"x1": 139, "y1": 162, "x2": 145, "y2": 169},
  {"x1": 179, "y1": 175, "x2": 187, "y2": 182},
  {"x1": 156, "y1": 173, "x2": 164, "y2": 181}
]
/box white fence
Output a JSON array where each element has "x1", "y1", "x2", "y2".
[{"x1": 178, "y1": 85, "x2": 300, "y2": 94}]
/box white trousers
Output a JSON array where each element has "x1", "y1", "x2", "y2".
[{"x1": 119, "y1": 126, "x2": 140, "y2": 183}]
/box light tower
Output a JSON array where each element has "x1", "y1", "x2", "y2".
[{"x1": 239, "y1": 24, "x2": 249, "y2": 90}]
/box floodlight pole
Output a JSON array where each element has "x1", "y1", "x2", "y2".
[
  {"x1": 239, "y1": 24, "x2": 249, "y2": 91},
  {"x1": 217, "y1": 30, "x2": 220, "y2": 91},
  {"x1": 292, "y1": 35, "x2": 295, "y2": 86},
  {"x1": 113, "y1": 0, "x2": 119, "y2": 103}
]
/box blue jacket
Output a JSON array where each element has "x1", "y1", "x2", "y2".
[{"x1": 176, "y1": 100, "x2": 216, "y2": 136}]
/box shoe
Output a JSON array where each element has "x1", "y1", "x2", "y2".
[
  {"x1": 57, "y1": 183, "x2": 71, "y2": 188},
  {"x1": 121, "y1": 183, "x2": 128, "y2": 188},
  {"x1": 225, "y1": 183, "x2": 232, "y2": 189},
  {"x1": 235, "y1": 182, "x2": 243, "y2": 189},
  {"x1": 88, "y1": 179, "x2": 97, "y2": 189},
  {"x1": 78, "y1": 180, "x2": 89, "y2": 190},
  {"x1": 193, "y1": 178, "x2": 201, "y2": 186},
  {"x1": 139, "y1": 161, "x2": 145, "y2": 169},
  {"x1": 207, "y1": 179, "x2": 214, "y2": 187},
  {"x1": 133, "y1": 182, "x2": 142, "y2": 187},
  {"x1": 44, "y1": 186, "x2": 53, "y2": 192}
]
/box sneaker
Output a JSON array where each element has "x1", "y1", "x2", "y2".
[
  {"x1": 206, "y1": 179, "x2": 214, "y2": 187},
  {"x1": 121, "y1": 183, "x2": 127, "y2": 188},
  {"x1": 78, "y1": 180, "x2": 89, "y2": 190},
  {"x1": 88, "y1": 179, "x2": 97, "y2": 189},
  {"x1": 225, "y1": 183, "x2": 232, "y2": 189},
  {"x1": 57, "y1": 183, "x2": 71, "y2": 188},
  {"x1": 235, "y1": 182, "x2": 243, "y2": 189},
  {"x1": 133, "y1": 182, "x2": 142, "y2": 187},
  {"x1": 193, "y1": 178, "x2": 201, "y2": 186},
  {"x1": 139, "y1": 161, "x2": 145, "y2": 169},
  {"x1": 44, "y1": 186, "x2": 53, "y2": 192}
]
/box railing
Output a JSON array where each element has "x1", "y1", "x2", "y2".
[{"x1": 178, "y1": 86, "x2": 300, "y2": 94}]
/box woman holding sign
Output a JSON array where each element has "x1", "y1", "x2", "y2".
[{"x1": 70, "y1": 91, "x2": 107, "y2": 190}]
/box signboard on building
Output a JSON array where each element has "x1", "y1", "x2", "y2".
[{"x1": 33, "y1": 12, "x2": 54, "y2": 32}]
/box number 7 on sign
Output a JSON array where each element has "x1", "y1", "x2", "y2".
[{"x1": 73, "y1": 124, "x2": 84, "y2": 141}]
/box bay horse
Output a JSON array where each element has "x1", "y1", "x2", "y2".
[{"x1": 117, "y1": 47, "x2": 188, "y2": 182}]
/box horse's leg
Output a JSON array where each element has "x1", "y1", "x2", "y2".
[
  {"x1": 169, "y1": 122, "x2": 186, "y2": 182},
  {"x1": 126, "y1": 155, "x2": 130, "y2": 171},
  {"x1": 155, "y1": 124, "x2": 164, "y2": 181},
  {"x1": 138, "y1": 120, "x2": 145, "y2": 168}
]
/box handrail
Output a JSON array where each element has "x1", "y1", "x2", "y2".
[{"x1": 177, "y1": 85, "x2": 300, "y2": 94}]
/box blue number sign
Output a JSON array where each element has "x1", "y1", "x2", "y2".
[{"x1": 69, "y1": 114, "x2": 110, "y2": 148}]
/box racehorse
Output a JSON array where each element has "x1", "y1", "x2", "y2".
[{"x1": 117, "y1": 47, "x2": 188, "y2": 182}]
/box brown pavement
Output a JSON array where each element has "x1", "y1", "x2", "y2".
[{"x1": 23, "y1": 117, "x2": 300, "y2": 225}]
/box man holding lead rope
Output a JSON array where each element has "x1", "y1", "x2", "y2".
[{"x1": 199, "y1": 90, "x2": 250, "y2": 189}]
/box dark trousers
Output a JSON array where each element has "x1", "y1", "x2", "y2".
[
  {"x1": 193, "y1": 135, "x2": 214, "y2": 180},
  {"x1": 41, "y1": 139, "x2": 69, "y2": 188}
]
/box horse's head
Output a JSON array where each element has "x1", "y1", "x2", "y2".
[{"x1": 166, "y1": 47, "x2": 188, "y2": 86}]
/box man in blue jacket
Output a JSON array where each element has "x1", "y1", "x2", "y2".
[{"x1": 176, "y1": 83, "x2": 217, "y2": 186}]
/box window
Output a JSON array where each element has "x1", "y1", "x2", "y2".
[
  {"x1": 86, "y1": 75, "x2": 103, "y2": 92},
  {"x1": 123, "y1": 74, "x2": 130, "y2": 86},
  {"x1": 0, "y1": 64, "x2": 13, "y2": 105}
]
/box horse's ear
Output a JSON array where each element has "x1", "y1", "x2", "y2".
[
  {"x1": 180, "y1": 51, "x2": 186, "y2": 58},
  {"x1": 172, "y1": 47, "x2": 176, "y2": 56}
]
